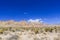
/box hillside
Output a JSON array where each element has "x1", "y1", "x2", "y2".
[
  {"x1": 0, "y1": 20, "x2": 47, "y2": 27},
  {"x1": 0, "y1": 20, "x2": 60, "y2": 40}
]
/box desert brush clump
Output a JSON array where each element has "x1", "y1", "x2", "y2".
[
  {"x1": 0, "y1": 26, "x2": 60, "y2": 34},
  {"x1": 44, "y1": 27, "x2": 54, "y2": 32}
]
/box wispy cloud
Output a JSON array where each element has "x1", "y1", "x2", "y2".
[
  {"x1": 24, "y1": 12, "x2": 28, "y2": 14},
  {"x1": 27, "y1": 18, "x2": 43, "y2": 23},
  {"x1": 42, "y1": 17, "x2": 60, "y2": 24}
]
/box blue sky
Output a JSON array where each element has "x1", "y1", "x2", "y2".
[{"x1": 0, "y1": 0, "x2": 60, "y2": 24}]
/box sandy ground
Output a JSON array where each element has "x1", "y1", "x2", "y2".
[{"x1": 0, "y1": 31, "x2": 60, "y2": 40}]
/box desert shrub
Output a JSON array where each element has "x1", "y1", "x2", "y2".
[
  {"x1": 48, "y1": 27, "x2": 53, "y2": 32},
  {"x1": 0, "y1": 29, "x2": 4, "y2": 34},
  {"x1": 7, "y1": 35, "x2": 19, "y2": 40},
  {"x1": 34, "y1": 37, "x2": 40, "y2": 40},
  {"x1": 3, "y1": 28, "x2": 8, "y2": 31},
  {"x1": 8, "y1": 27, "x2": 12, "y2": 31},
  {"x1": 44, "y1": 28, "x2": 49, "y2": 32},
  {"x1": 11, "y1": 29, "x2": 16, "y2": 32},
  {"x1": 0, "y1": 37, "x2": 2, "y2": 40},
  {"x1": 54, "y1": 38, "x2": 60, "y2": 40},
  {"x1": 44, "y1": 27, "x2": 53, "y2": 32},
  {"x1": 32, "y1": 27, "x2": 39, "y2": 34}
]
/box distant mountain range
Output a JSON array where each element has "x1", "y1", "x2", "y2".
[{"x1": 0, "y1": 20, "x2": 60, "y2": 27}]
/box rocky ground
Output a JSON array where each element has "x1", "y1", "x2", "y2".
[{"x1": 0, "y1": 29, "x2": 60, "y2": 40}]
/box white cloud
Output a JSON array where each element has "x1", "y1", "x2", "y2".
[
  {"x1": 24, "y1": 12, "x2": 28, "y2": 14},
  {"x1": 27, "y1": 19, "x2": 43, "y2": 23}
]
